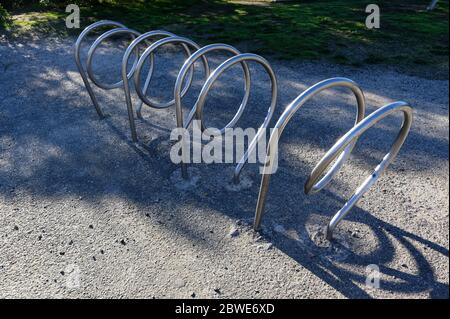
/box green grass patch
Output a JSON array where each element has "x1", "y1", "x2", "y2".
[
  {"x1": 0, "y1": 4, "x2": 12, "y2": 30},
  {"x1": 2, "y1": 0, "x2": 448, "y2": 76}
]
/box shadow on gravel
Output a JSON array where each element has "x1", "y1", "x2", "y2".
[
  {"x1": 257, "y1": 195, "x2": 450, "y2": 299},
  {"x1": 0, "y1": 38, "x2": 448, "y2": 298}
]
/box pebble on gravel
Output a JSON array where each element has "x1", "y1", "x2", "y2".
[
  {"x1": 174, "y1": 278, "x2": 186, "y2": 288},
  {"x1": 273, "y1": 224, "x2": 286, "y2": 234},
  {"x1": 257, "y1": 243, "x2": 273, "y2": 251},
  {"x1": 228, "y1": 227, "x2": 240, "y2": 238}
]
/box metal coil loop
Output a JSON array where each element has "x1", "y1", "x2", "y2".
[
  {"x1": 86, "y1": 27, "x2": 141, "y2": 90},
  {"x1": 309, "y1": 102, "x2": 413, "y2": 239},
  {"x1": 75, "y1": 21, "x2": 413, "y2": 241},
  {"x1": 121, "y1": 30, "x2": 179, "y2": 142},
  {"x1": 74, "y1": 20, "x2": 129, "y2": 117},
  {"x1": 253, "y1": 83, "x2": 412, "y2": 240},
  {"x1": 174, "y1": 43, "x2": 249, "y2": 131},
  {"x1": 134, "y1": 36, "x2": 205, "y2": 110}
]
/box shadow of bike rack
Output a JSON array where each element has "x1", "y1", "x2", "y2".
[{"x1": 74, "y1": 21, "x2": 413, "y2": 241}]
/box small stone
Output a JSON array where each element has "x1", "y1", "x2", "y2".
[
  {"x1": 214, "y1": 288, "x2": 221, "y2": 295},
  {"x1": 258, "y1": 243, "x2": 273, "y2": 250},
  {"x1": 13, "y1": 226, "x2": 19, "y2": 231},
  {"x1": 351, "y1": 231, "x2": 360, "y2": 238},
  {"x1": 273, "y1": 224, "x2": 286, "y2": 234},
  {"x1": 191, "y1": 292, "x2": 196, "y2": 298},
  {"x1": 228, "y1": 227, "x2": 239, "y2": 238},
  {"x1": 120, "y1": 239, "x2": 126, "y2": 245},
  {"x1": 401, "y1": 264, "x2": 408, "y2": 269},
  {"x1": 174, "y1": 278, "x2": 186, "y2": 288},
  {"x1": 88, "y1": 225, "x2": 93, "y2": 229}
]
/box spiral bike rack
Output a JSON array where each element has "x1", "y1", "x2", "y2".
[
  {"x1": 131, "y1": 38, "x2": 277, "y2": 181},
  {"x1": 75, "y1": 20, "x2": 136, "y2": 118},
  {"x1": 122, "y1": 33, "x2": 201, "y2": 142},
  {"x1": 253, "y1": 78, "x2": 413, "y2": 240},
  {"x1": 75, "y1": 21, "x2": 177, "y2": 141},
  {"x1": 173, "y1": 52, "x2": 277, "y2": 180},
  {"x1": 75, "y1": 21, "x2": 413, "y2": 241},
  {"x1": 76, "y1": 21, "x2": 275, "y2": 181}
]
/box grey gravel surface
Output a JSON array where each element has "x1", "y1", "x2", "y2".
[{"x1": 0, "y1": 36, "x2": 448, "y2": 299}]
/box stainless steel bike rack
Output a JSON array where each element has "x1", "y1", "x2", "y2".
[
  {"x1": 130, "y1": 37, "x2": 277, "y2": 181},
  {"x1": 122, "y1": 32, "x2": 200, "y2": 142},
  {"x1": 75, "y1": 21, "x2": 413, "y2": 241},
  {"x1": 175, "y1": 52, "x2": 277, "y2": 180},
  {"x1": 253, "y1": 78, "x2": 413, "y2": 240},
  {"x1": 75, "y1": 21, "x2": 177, "y2": 142},
  {"x1": 74, "y1": 20, "x2": 139, "y2": 119},
  {"x1": 76, "y1": 21, "x2": 275, "y2": 181}
]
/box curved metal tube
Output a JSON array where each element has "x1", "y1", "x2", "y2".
[
  {"x1": 190, "y1": 53, "x2": 277, "y2": 182},
  {"x1": 253, "y1": 77, "x2": 366, "y2": 232},
  {"x1": 134, "y1": 36, "x2": 207, "y2": 110},
  {"x1": 179, "y1": 46, "x2": 251, "y2": 132},
  {"x1": 121, "y1": 30, "x2": 179, "y2": 142},
  {"x1": 86, "y1": 27, "x2": 141, "y2": 90},
  {"x1": 238, "y1": 77, "x2": 360, "y2": 185},
  {"x1": 311, "y1": 102, "x2": 413, "y2": 239},
  {"x1": 74, "y1": 20, "x2": 127, "y2": 117},
  {"x1": 76, "y1": 22, "x2": 189, "y2": 143},
  {"x1": 75, "y1": 22, "x2": 413, "y2": 243},
  {"x1": 254, "y1": 96, "x2": 412, "y2": 241},
  {"x1": 175, "y1": 43, "x2": 249, "y2": 130},
  {"x1": 174, "y1": 43, "x2": 249, "y2": 178}
]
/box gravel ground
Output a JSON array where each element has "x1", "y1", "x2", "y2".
[{"x1": 0, "y1": 36, "x2": 448, "y2": 299}]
